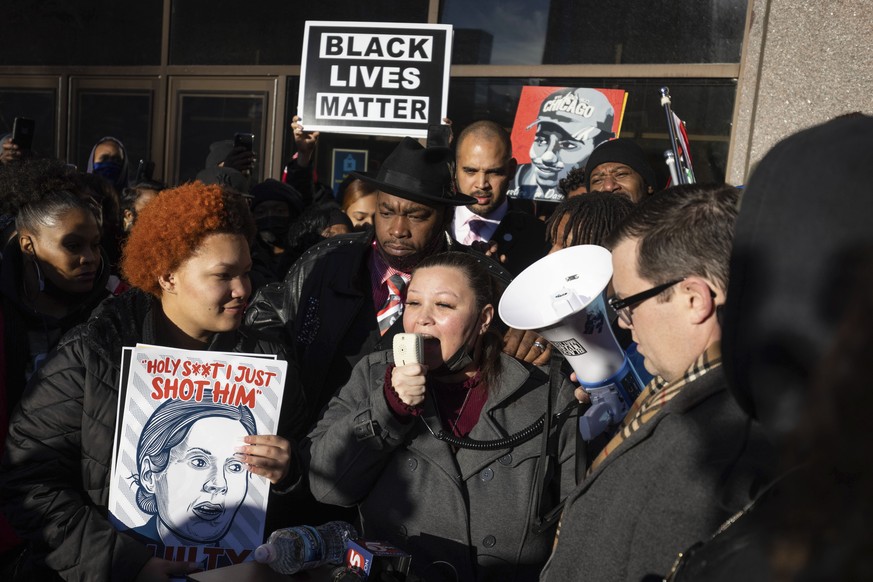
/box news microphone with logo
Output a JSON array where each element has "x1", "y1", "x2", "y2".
[{"x1": 344, "y1": 538, "x2": 412, "y2": 581}]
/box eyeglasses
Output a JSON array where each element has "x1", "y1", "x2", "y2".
[{"x1": 609, "y1": 278, "x2": 686, "y2": 326}]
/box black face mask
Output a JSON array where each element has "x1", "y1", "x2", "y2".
[
  {"x1": 429, "y1": 318, "x2": 484, "y2": 377},
  {"x1": 430, "y1": 343, "x2": 475, "y2": 377},
  {"x1": 256, "y1": 216, "x2": 290, "y2": 248}
]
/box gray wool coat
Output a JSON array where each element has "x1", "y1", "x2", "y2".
[
  {"x1": 306, "y1": 350, "x2": 578, "y2": 582},
  {"x1": 539, "y1": 366, "x2": 776, "y2": 582}
]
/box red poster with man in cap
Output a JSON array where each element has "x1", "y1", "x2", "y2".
[{"x1": 508, "y1": 86, "x2": 628, "y2": 201}]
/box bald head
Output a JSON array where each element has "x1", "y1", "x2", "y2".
[
  {"x1": 455, "y1": 120, "x2": 513, "y2": 160},
  {"x1": 454, "y1": 121, "x2": 517, "y2": 216}
]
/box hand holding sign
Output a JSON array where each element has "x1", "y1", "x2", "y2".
[
  {"x1": 291, "y1": 115, "x2": 319, "y2": 167},
  {"x1": 235, "y1": 434, "x2": 293, "y2": 484}
]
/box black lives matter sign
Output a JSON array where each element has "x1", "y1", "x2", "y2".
[{"x1": 298, "y1": 21, "x2": 452, "y2": 138}]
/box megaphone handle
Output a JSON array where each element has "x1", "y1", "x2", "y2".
[{"x1": 578, "y1": 402, "x2": 611, "y2": 441}]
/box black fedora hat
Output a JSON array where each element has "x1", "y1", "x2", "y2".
[{"x1": 352, "y1": 137, "x2": 475, "y2": 206}]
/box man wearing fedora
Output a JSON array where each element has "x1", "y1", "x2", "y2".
[{"x1": 245, "y1": 137, "x2": 512, "y2": 435}]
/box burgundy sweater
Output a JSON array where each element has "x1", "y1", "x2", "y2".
[{"x1": 383, "y1": 364, "x2": 488, "y2": 438}]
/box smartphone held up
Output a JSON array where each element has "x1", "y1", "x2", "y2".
[{"x1": 12, "y1": 117, "x2": 35, "y2": 151}]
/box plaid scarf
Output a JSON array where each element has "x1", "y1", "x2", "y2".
[
  {"x1": 588, "y1": 342, "x2": 723, "y2": 474},
  {"x1": 552, "y1": 342, "x2": 723, "y2": 549}
]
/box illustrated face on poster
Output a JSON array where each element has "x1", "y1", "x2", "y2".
[
  {"x1": 110, "y1": 346, "x2": 287, "y2": 570},
  {"x1": 136, "y1": 399, "x2": 257, "y2": 545},
  {"x1": 508, "y1": 87, "x2": 628, "y2": 202},
  {"x1": 528, "y1": 123, "x2": 599, "y2": 188}
]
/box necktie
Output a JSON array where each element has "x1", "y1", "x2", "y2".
[
  {"x1": 466, "y1": 218, "x2": 489, "y2": 244},
  {"x1": 377, "y1": 274, "x2": 406, "y2": 335}
]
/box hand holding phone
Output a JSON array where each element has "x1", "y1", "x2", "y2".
[
  {"x1": 392, "y1": 333, "x2": 428, "y2": 407},
  {"x1": 0, "y1": 136, "x2": 20, "y2": 165},
  {"x1": 224, "y1": 133, "x2": 256, "y2": 175}
]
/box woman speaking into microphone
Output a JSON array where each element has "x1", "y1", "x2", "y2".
[{"x1": 306, "y1": 251, "x2": 577, "y2": 581}]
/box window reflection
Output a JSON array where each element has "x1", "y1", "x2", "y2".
[
  {"x1": 170, "y1": 0, "x2": 429, "y2": 66},
  {"x1": 442, "y1": 0, "x2": 748, "y2": 65},
  {"x1": 3, "y1": 0, "x2": 162, "y2": 66},
  {"x1": 444, "y1": 0, "x2": 551, "y2": 65}
]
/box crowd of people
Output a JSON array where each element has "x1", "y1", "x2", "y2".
[{"x1": 0, "y1": 110, "x2": 871, "y2": 582}]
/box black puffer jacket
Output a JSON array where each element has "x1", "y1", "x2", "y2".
[
  {"x1": 0, "y1": 289, "x2": 298, "y2": 581},
  {"x1": 0, "y1": 240, "x2": 111, "y2": 417}
]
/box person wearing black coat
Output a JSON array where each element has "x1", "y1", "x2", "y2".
[
  {"x1": 0, "y1": 163, "x2": 114, "y2": 414},
  {"x1": 451, "y1": 121, "x2": 550, "y2": 278},
  {"x1": 666, "y1": 114, "x2": 873, "y2": 581},
  {"x1": 0, "y1": 164, "x2": 114, "y2": 573}
]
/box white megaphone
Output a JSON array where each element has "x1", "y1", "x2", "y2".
[{"x1": 498, "y1": 245, "x2": 644, "y2": 441}]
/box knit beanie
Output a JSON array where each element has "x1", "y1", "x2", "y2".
[{"x1": 584, "y1": 138, "x2": 657, "y2": 192}]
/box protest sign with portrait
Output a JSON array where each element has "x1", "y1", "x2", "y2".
[
  {"x1": 508, "y1": 86, "x2": 628, "y2": 201},
  {"x1": 108, "y1": 344, "x2": 287, "y2": 570}
]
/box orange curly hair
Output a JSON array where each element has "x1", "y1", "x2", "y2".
[{"x1": 121, "y1": 182, "x2": 256, "y2": 297}]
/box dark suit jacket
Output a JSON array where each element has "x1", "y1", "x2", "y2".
[{"x1": 489, "y1": 209, "x2": 549, "y2": 276}]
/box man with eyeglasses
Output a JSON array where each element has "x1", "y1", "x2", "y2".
[{"x1": 541, "y1": 183, "x2": 775, "y2": 582}]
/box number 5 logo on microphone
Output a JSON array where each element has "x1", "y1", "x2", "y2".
[{"x1": 346, "y1": 547, "x2": 368, "y2": 572}]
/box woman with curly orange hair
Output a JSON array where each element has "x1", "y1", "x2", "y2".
[{"x1": 0, "y1": 182, "x2": 305, "y2": 582}]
